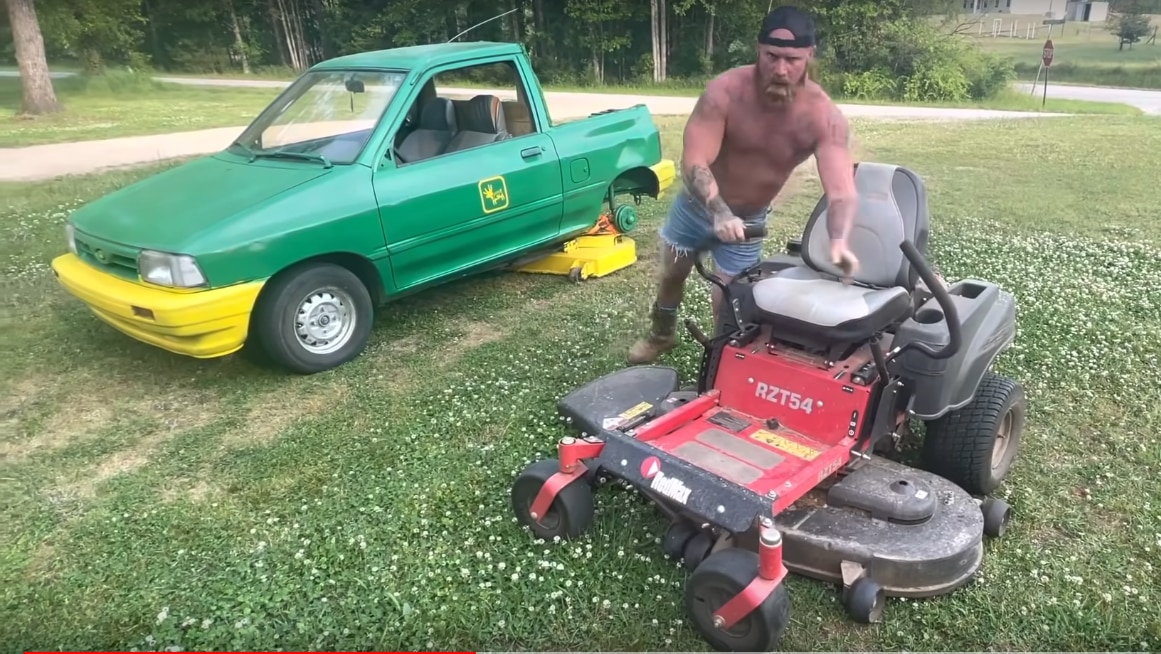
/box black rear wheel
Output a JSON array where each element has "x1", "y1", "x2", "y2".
[{"x1": 922, "y1": 373, "x2": 1026, "y2": 496}]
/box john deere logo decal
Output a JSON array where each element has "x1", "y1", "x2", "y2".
[{"x1": 478, "y1": 176, "x2": 509, "y2": 214}]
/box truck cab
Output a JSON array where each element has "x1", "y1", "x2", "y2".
[{"x1": 52, "y1": 42, "x2": 676, "y2": 374}]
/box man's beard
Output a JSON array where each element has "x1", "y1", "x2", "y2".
[{"x1": 763, "y1": 71, "x2": 806, "y2": 103}]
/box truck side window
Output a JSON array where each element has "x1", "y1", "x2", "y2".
[{"x1": 395, "y1": 59, "x2": 539, "y2": 165}]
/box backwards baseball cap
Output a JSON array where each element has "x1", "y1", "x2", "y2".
[{"x1": 758, "y1": 5, "x2": 817, "y2": 48}]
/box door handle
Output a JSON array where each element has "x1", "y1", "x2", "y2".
[{"x1": 520, "y1": 146, "x2": 543, "y2": 159}]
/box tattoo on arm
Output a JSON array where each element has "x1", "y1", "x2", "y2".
[
  {"x1": 684, "y1": 164, "x2": 731, "y2": 219},
  {"x1": 680, "y1": 84, "x2": 733, "y2": 222},
  {"x1": 815, "y1": 103, "x2": 857, "y2": 241}
]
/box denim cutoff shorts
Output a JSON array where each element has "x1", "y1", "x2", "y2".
[{"x1": 659, "y1": 188, "x2": 771, "y2": 278}]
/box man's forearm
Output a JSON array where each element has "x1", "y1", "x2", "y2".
[
  {"x1": 826, "y1": 195, "x2": 856, "y2": 241},
  {"x1": 683, "y1": 163, "x2": 732, "y2": 221}
]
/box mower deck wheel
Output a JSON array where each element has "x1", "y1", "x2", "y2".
[
  {"x1": 844, "y1": 577, "x2": 886, "y2": 624},
  {"x1": 662, "y1": 521, "x2": 699, "y2": 561},
  {"x1": 980, "y1": 497, "x2": 1012, "y2": 538},
  {"x1": 511, "y1": 459, "x2": 595, "y2": 542},
  {"x1": 682, "y1": 530, "x2": 715, "y2": 570},
  {"x1": 685, "y1": 547, "x2": 791, "y2": 652}
]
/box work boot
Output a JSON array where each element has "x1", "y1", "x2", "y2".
[{"x1": 627, "y1": 302, "x2": 678, "y2": 364}]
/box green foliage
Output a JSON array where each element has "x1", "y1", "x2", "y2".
[
  {"x1": 6, "y1": 0, "x2": 1015, "y2": 103},
  {"x1": 819, "y1": 18, "x2": 1016, "y2": 103}
]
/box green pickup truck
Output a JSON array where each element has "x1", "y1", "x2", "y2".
[{"x1": 51, "y1": 41, "x2": 676, "y2": 374}]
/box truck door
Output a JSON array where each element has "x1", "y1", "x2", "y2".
[{"x1": 371, "y1": 57, "x2": 563, "y2": 292}]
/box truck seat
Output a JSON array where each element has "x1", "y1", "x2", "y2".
[
  {"x1": 397, "y1": 97, "x2": 457, "y2": 162},
  {"x1": 445, "y1": 94, "x2": 511, "y2": 152}
]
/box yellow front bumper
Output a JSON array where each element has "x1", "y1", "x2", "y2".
[
  {"x1": 651, "y1": 158, "x2": 677, "y2": 195},
  {"x1": 51, "y1": 253, "x2": 265, "y2": 359}
]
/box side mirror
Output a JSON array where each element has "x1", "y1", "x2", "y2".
[{"x1": 345, "y1": 79, "x2": 365, "y2": 93}]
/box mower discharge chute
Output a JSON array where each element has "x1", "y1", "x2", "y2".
[{"x1": 509, "y1": 162, "x2": 1025, "y2": 652}]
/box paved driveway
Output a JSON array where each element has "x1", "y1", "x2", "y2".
[
  {"x1": 2, "y1": 74, "x2": 1074, "y2": 182},
  {"x1": 1012, "y1": 82, "x2": 1161, "y2": 115}
]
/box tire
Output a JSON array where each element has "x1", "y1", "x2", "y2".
[
  {"x1": 251, "y1": 262, "x2": 375, "y2": 374},
  {"x1": 510, "y1": 459, "x2": 595, "y2": 542},
  {"x1": 981, "y1": 497, "x2": 1012, "y2": 538},
  {"x1": 921, "y1": 373, "x2": 1026, "y2": 496},
  {"x1": 844, "y1": 577, "x2": 886, "y2": 624},
  {"x1": 685, "y1": 548, "x2": 791, "y2": 652}
]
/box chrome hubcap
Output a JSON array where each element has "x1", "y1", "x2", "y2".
[{"x1": 294, "y1": 288, "x2": 356, "y2": 354}]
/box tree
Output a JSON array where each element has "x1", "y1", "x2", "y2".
[
  {"x1": 1107, "y1": 0, "x2": 1152, "y2": 49},
  {"x1": 4, "y1": 0, "x2": 61, "y2": 115}
]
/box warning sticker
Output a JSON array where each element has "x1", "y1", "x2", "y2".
[
  {"x1": 601, "y1": 402, "x2": 653, "y2": 430},
  {"x1": 619, "y1": 401, "x2": 652, "y2": 419},
  {"x1": 750, "y1": 429, "x2": 822, "y2": 461}
]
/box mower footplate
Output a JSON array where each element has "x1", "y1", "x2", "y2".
[
  {"x1": 557, "y1": 364, "x2": 685, "y2": 436},
  {"x1": 776, "y1": 455, "x2": 985, "y2": 598}
]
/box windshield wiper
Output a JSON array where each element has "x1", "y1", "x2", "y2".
[{"x1": 250, "y1": 150, "x2": 333, "y2": 168}]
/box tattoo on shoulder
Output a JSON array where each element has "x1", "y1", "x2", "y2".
[{"x1": 823, "y1": 103, "x2": 850, "y2": 146}]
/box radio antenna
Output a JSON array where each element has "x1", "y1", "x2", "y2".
[{"x1": 448, "y1": 7, "x2": 519, "y2": 42}]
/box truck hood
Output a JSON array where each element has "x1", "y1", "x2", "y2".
[{"x1": 68, "y1": 154, "x2": 333, "y2": 252}]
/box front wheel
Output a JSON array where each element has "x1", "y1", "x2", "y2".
[
  {"x1": 251, "y1": 262, "x2": 374, "y2": 374},
  {"x1": 685, "y1": 548, "x2": 791, "y2": 652}
]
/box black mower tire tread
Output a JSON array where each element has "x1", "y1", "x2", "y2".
[
  {"x1": 685, "y1": 548, "x2": 791, "y2": 652},
  {"x1": 511, "y1": 459, "x2": 595, "y2": 542},
  {"x1": 922, "y1": 373, "x2": 1025, "y2": 496},
  {"x1": 251, "y1": 261, "x2": 374, "y2": 374}
]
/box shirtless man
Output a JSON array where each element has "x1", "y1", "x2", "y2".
[{"x1": 627, "y1": 5, "x2": 860, "y2": 365}]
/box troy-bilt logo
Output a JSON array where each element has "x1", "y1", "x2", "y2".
[
  {"x1": 755, "y1": 381, "x2": 816, "y2": 414},
  {"x1": 640, "y1": 456, "x2": 692, "y2": 505}
]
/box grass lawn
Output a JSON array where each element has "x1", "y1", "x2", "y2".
[
  {"x1": 0, "y1": 74, "x2": 280, "y2": 148},
  {"x1": 965, "y1": 14, "x2": 1161, "y2": 88},
  {"x1": 2, "y1": 114, "x2": 1161, "y2": 652}
]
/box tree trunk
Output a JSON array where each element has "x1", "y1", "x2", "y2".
[
  {"x1": 227, "y1": 0, "x2": 251, "y2": 74},
  {"x1": 664, "y1": 0, "x2": 673, "y2": 81},
  {"x1": 4, "y1": 0, "x2": 62, "y2": 115},
  {"x1": 705, "y1": 8, "x2": 715, "y2": 69}
]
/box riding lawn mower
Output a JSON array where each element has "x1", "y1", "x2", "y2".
[{"x1": 509, "y1": 161, "x2": 1027, "y2": 652}]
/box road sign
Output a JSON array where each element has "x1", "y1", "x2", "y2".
[{"x1": 1042, "y1": 38, "x2": 1054, "y2": 67}]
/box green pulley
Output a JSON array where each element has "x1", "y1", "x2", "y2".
[{"x1": 613, "y1": 204, "x2": 639, "y2": 233}]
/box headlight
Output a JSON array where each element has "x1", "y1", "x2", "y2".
[
  {"x1": 65, "y1": 223, "x2": 77, "y2": 254},
  {"x1": 137, "y1": 250, "x2": 207, "y2": 288}
]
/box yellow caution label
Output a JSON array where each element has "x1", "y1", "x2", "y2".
[
  {"x1": 750, "y1": 429, "x2": 822, "y2": 460},
  {"x1": 619, "y1": 401, "x2": 652, "y2": 419}
]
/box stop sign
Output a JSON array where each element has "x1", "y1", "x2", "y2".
[{"x1": 1042, "y1": 38, "x2": 1054, "y2": 67}]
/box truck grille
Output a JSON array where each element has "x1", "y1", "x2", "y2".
[{"x1": 73, "y1": 230, "x2": 139, "y2": 280}]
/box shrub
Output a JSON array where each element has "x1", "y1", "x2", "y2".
[{"x1": 820, "y1": 18, "x2": 1016, "y2": 103}]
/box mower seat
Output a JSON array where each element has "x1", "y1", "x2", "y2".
[{"x1": 748, "y1": 162, "x2": 930, "y2": 347}]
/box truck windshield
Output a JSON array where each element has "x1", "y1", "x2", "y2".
[{"x1": 230, "y1": 69, "x2": 406, "y2": 165}]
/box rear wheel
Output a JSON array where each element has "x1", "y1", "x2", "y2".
[
  {"x1": 921, "y1": 373, "x2": 1026, "y2": 496},
  {"x1": 251, "y1": 262, "x2": 374, "y2": 374},
  {"x1": 685, "y1": 548, "x2": 791, "y2": 652}
]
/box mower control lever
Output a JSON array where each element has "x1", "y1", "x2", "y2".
[
  {"x1": 893, "y1": 240, "x2": 962, "y2": 361},
  {"x1": 688, "y1": 223, "x2": 769, "y2": 334}
]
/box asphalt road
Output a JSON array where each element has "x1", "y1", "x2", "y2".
[{"x1": 1012, "y1": 81, "x2": 1161, "y2": 114}]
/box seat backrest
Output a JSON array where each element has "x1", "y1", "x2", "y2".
[
  {"x1": 397, "y1": 97, "x2": 457, "y2": 162},
  {"x1": 445, "y1": 94, "x2": 511, "y2": 153},
  {"x1": 800, "y1": 162, "x2": 930, "y2": 289}
]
